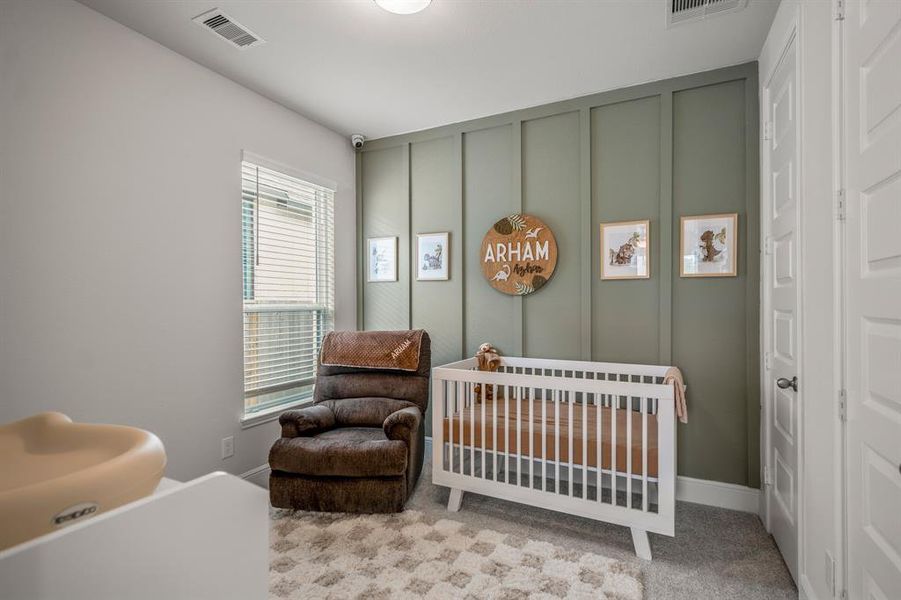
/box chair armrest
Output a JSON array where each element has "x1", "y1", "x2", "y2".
[
  {"x1": 278, "y1": 404, "x2": 336, "y2": 438},
  {"x1": 383, "y1": 406, "x2": 421, "y2": 444}
]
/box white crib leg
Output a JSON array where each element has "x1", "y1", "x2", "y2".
[
  {"x1": 630, "y1": 528, "x2": 652, "y2": 561},
  {"x1": 447, "y1": 488, "x2": 464, "y2": 512}
]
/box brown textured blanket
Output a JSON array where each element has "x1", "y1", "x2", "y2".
[{"x1": 319, "y1": 330, "x2": 424, "y2": 371}]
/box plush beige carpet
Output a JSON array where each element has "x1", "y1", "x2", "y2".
[{"x1": 269, "y1": 508, "x2": 643, "y2": 600}]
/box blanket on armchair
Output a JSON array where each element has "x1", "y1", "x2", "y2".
[{"x1": 319, "y1": 329, "x2": 424, "y2": 372}]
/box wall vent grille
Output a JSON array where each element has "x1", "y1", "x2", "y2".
[
  {"x1": 192, "y1": 9, "x2": 265, "y2": 49},
  {"x1": 667, "y1": 0, "x2": 748, "y2": 27}
]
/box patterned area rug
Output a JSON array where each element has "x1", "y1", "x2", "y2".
[{"x1": 270, "y1": 509, "x2": 643, "y2": 599}]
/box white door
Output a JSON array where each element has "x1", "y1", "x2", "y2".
[
  {"x1": 762, "y1": 26, "x2": 801, "y2": 583},
  {"x1": 844, "y1": 0, "x2": 901, "y2": 598}
]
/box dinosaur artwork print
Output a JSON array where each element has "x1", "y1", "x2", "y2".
[
  {"x1": 601, "y1": 221, "x2": 650, "y2": 280},
  {"x1": 422, "y1": 243, "x2": 443, "y2": 270},
  {"x1": 681, "y1": 214, "x2": 738, "y2": 277},
  {"x1": 699, "y1": 229, "x2": 722, "y2": 262},
  {"x1": 608, "y1": 231, "x2": 642, "y2": 266},
  {"x1": 416, "y1": 232, "x2": 449, "y2": 280}
]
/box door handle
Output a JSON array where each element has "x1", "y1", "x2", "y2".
[{"x1": 776, "y1": 376, "x2": 798, "y2": 392}]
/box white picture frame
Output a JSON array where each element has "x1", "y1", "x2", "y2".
[
  {"x1": 600, "y1": 220, "x2": 650, "y2": 280},
  {"x1": 367, "y1": 236, "x2": 397, "y2": 282},
  {"x1": 680, "y1": 213, "x2": 738, "y2": 277},
  {"x1": 416, "y1": 232, "x2": 449, "y2": 281}
]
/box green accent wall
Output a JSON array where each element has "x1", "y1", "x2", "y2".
[
  {"x1": 463, "y1": 126, "x2": 518, "y2": 357},
  {"x1": 411, "y1": 136, "x2": 463, "y2": 371},
  {"x1": 522, "y1": 112, "x2": 583, "y2": 359},
  {"x1": 360, "y1": 146, "x2": 410, "y2": 331},
  {"x1": 358, "y1": 63, "x2": 760, "y2": 488}
]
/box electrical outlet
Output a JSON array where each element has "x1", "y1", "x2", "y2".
[{"x1": 221, "y1": 436, "x2": 234, "y2": 459}]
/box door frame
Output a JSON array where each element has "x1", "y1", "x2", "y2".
[{"x1": 758, "y1": 1, "x2": 804, "y2": 575}]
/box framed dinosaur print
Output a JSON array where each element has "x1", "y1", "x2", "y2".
[
  {"x1": 416, "y1": 232, "x2": 449, "y2": 281},
  {"x1": 680, "y1": 213, "x2": 738, "y2": 277},
  {"x1": 600, "y1": 220, "x2": 650, "y2": 280}
]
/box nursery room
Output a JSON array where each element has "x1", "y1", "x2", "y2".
[{"x1": 1, "y1": 0, "x2": 899, "y2": 599}]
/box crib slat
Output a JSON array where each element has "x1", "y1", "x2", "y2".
[
  {"x1": 444, "y1": 380, "x2": 449, "y2": 473},
  {"x1": 611, "y1": 393, "x2": 618, "y2": 506},
  {"x1": 492, "y1": 384, "x2": 498, "y2": 482},
  {"x1": 596, "y1": 389, "x2": 602, "y2": 503},
  {"x1": 582, "y1": 390, "x2": 588, "y2": 499},
  {"x1": 437, "y1": 379, "x2": 445, "y2": 473},
  {"x1": 480, "y1": 383, "x2": 486, "y2": 479},
  {"x1": 568, "y1": 391, "x2": 574, "y2": 497},
  {"x1": 505, "y1": 384, "x2": 510, "y2": 484},
  {"x1": 554, "y1": 389, "x2": 560, "y2": 493},
  {"x1": 446, "y1": 380, "x2": 453, "y2": 475},
  {"x1": 528, "y1": 386, "x2": 534, "y2": 489},
  {"x1": 447, "y1": 380, "x2": 452, "y2": 473},
  {"x1": 516, "y1": 386, "x2": 522, "y2": 486},
  {"x1": 542, "y1": 388, "x2": 547, "y2": 491},
  {"x1": 627, "y1": 396, "x2": 633, "y2": 506},
  {"x1": 470, "y1": 382, "x2": 475, "y2": 476},
  {"x1": 458, "y1": 381, "x2": 464, "y2": 475},
  {"x1": 642, "y1": 396, "x2": 648, "y2": 512}
]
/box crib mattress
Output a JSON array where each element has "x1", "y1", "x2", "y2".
[{"x1": 441, "y1": 399, "x2": 658, "y2": 478}]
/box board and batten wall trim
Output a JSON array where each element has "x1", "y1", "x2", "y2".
[{"x1": 358, "y1": 62, "x2": 760, "y2": 488}]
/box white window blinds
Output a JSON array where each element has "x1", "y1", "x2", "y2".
[{"x1": 241, "y1": 158, "x2": 335, "y2": 416}]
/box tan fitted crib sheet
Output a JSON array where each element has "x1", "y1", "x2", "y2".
[{"x1": 441, "y1": 399, "x2": 658, "y2": 478}]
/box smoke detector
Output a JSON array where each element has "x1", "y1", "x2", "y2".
[
  {"x1": 667, "y1": 0, "x2": 748, "y2": 27},
  {"x1": 192, "y1": 9, "x2": 265, "y2": 49}
]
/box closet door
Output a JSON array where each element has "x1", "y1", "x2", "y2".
[
  {"x1": 761, "y1": 22, "x2": 801, "y2": 582},
  {"x1": 843, "y1": 1, "x2": 901, "y2": 598}
]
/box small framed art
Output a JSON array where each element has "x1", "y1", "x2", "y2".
[
  {"x1": 680, "y1": 213, "x2": 738, "y2": 277},
  {"x1": 600, "y1": 220, "x2": 650, "y2": 280},
  {"x1": 367, "y1": 236, "x2": 397, "y2": 282},
  {"x1": 416, "y1": 232, "x2": 449, "y2": 281}
]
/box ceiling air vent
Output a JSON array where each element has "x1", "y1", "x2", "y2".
[
  {"x1": 667, "y1": 0, "x2": 748, "y2": 27},
  {"x1": 192, "y1": 9, "x2": 265, "y2": 49}
]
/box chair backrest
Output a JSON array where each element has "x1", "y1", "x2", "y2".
[{"x1": 314, "y1": 330, "x2": 431, "y2": 413}]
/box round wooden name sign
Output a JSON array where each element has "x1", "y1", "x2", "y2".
[{"x1": 481, "y1": 214, "x2": 557, "y2": 296}]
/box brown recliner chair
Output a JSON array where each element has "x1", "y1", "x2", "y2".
[{"x1": 268, "y1": 331, "x2": 430, "y2": 513}]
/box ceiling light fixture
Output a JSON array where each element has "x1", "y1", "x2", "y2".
[{"x1": 375, "y1": 0, "x2": 431, "y2": 15}]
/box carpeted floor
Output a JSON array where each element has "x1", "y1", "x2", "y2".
[{"x1": 404, "y1": 446, "x2": 798, "y2": 600}]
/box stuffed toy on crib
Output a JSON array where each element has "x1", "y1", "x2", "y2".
[{"x1": 473, "y1": 342, "x2": 501, "y2": 401}]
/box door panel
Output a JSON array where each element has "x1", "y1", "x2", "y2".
[
  {"x1": 845, "y1": 0, "x2": 901, "y2": 597},
  {"x1": 775, "y1": 388, "x2": 794, "y2": 442},
  {"x1": 775, "y1": 448, "x2": 795, "y2": 517},
  {"x1": 774, "y1": 234, "x2": 794, "y2": 283},
  {"x1": 763, "y1": 30, "x2": 800, "y2": 582}
]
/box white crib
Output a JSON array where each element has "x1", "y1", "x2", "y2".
[{"x1": 431, "y1": 356, "x2": 676, "y2": 560}]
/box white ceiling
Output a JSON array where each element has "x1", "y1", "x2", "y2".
[{"x1": 78, "y1": 0, "x2": 779, "y2": 139}]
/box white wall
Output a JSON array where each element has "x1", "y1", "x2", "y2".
[
  {"x1": 0, "y1": 0, "x2": 356, "y2": 481},
  {"x1": 760, "y1": 2, "x2": 841, "y2": 599}
]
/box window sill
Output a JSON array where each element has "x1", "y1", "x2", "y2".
[{"x1": 240, "y1": 397, "x2": 313, "y2": 430}]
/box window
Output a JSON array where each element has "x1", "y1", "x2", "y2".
[{"x1": 241, "y1": 155, "x2": 335, "y2": 418}]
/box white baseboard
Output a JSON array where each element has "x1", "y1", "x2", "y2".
[
  {"x1": 675, "y1": 475, "x2": 760, "y2": 513},
  {"x1": 240, "y1": 464, "x2": 271, "y2": 489},
  {"x1": 425, "y1": 436, "x2": 760, "y2": 514}
]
